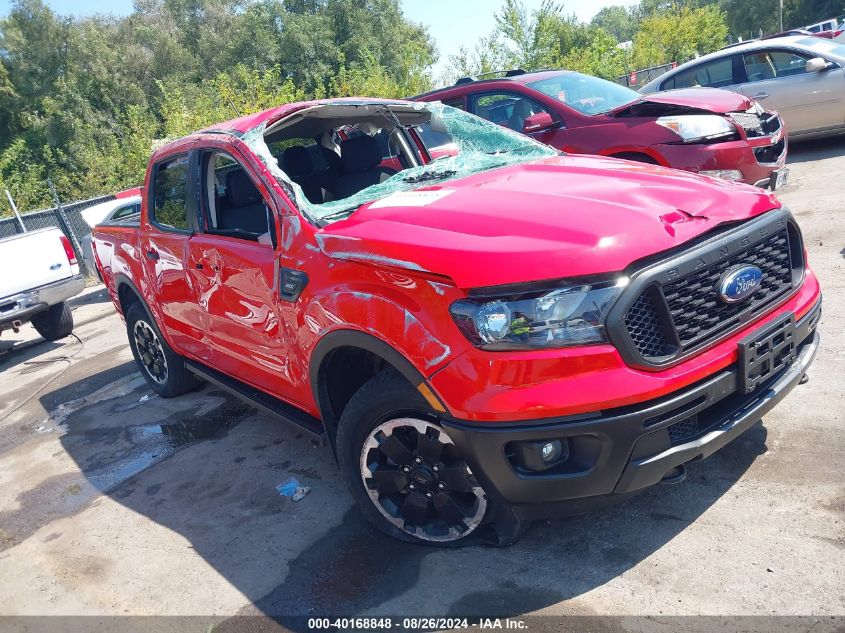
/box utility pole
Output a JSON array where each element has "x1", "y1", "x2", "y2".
[
  {"x1": 779, "y1": 0, "x2": 784, "y2": 32},
  {"x1": 5, "y1": 189, "x2": 26, "y2": 233}
]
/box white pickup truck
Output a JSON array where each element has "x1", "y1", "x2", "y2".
[{"x1": 0, "y1": 227, "x2": 85, "y2": 341}]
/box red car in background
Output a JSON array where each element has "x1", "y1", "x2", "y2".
[{"x1": 414, "y1": 69, "x2": 788, "y2": 190}]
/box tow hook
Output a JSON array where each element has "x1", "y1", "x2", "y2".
[{"x1": 660, "y1": 464, "x2": 687, "y2": 485}]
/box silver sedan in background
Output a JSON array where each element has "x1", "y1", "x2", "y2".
[{"x1": 640, "y1": 37, "x2": 845, "y2": 140}]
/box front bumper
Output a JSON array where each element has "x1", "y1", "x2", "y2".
[
  {"x1": 0, "y1": 275, "x2": 85, "y2": 330},
  {"x1": 442, "y1": 297, "x2": 821, "y2": 520},
  {"x1": 653, "y1": 134, "x2": 787, "y2": 188}
]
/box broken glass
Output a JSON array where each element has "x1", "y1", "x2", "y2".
[{"x1": 243, "y1": 102, "x2": 559, "y2": 224}]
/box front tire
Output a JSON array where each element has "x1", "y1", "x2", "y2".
[
  {"x1": 31, "y1": 301, "x2": 74, "y2": 341},
  {"x1": 125, "y1": 302, "x2": 199, "y2": 398},
  {"x1": 336, "y1": 370, "x2": 493, "y2": 546}
]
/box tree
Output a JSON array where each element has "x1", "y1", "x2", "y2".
[
  {"x1": 0, "y1": 0, "x2": 437, "y2": 216},
  {"x1": 720, "y1": 0, "x2": 844, "y2": 37},
  {"x1": 447, "y1": 0, "x2": 631, "y2": 81},
  {"x1": 590, "y1": 5, "x2": 637, "y2": 42},
  {"x1": 631, "y1": 3, "x2": 728, "y2": 68}
]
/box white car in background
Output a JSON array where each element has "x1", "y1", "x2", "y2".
[
  {"x1": 835, "y1": 21, "x2": 845, "y2": 43},
  {"x1": 640, "y1": 36, "x2": 845, "y2": 140},
  {"x1": 80, "y1": 196, "x2": 141, "y2": 281},
  {"x1": 805, "y1": 18, "x2": 840, "y2": 34},
  {"x1": 0, "y1": 227, "x2": 84, "y2": 341}
]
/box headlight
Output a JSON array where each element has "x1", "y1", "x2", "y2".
[
  {"x1": 656, "y1": 115, "x2": 737, "y2": 143},
  {"x1": 450, "y1": 278, "x2": 627, "y2": 350}
]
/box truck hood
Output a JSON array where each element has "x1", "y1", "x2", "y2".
[
  {"x1": 610, "y1": 87, "x2": 754, "y2": 116},
  {"x1": 316, "y1": 155, "x2": 779, "y2": 289}
]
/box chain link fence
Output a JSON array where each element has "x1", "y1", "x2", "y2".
[
  {"x1": 615, "y1": 62, "x2": 678, "y2": 90},
  {"x1": 0, "y1": 194, "x2": 117, "y2": 277}
]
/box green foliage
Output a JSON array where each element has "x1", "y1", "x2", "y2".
[
  {"x1": 448, "y1": 0, "x2": 730, "y2": 83},
  {"x1": 720, "y1": 0, "x2": 845, "y2": 38},
  {"x1": 590, "y1": 5, "x2": 637, "y2": 42},
  {"x1": 560, "y1": 29, "x2": 630, "y2": 79},
  {"x1": 0, "y1": 0, "x2": 435, "y2": 218},
  {"x1": 449, "y1": 0, "x2": 629, "y2": 80},
  {"x1": 631, "y1": 3, "x2": 729, "y2": 68}
]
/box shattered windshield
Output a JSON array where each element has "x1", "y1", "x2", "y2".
[
  {"x1": 527, "y1": 72, "x2": 639, "y2": 115},
  {"x1": 243, "y1": 101, "x2": 558, "y2": 224}
]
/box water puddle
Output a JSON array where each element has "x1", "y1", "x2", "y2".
[{"x1": 58, "y1": 384, "x2": 252, "y2": 493}]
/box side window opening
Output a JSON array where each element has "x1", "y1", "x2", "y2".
[
  {"x1": 414, "y1": 123, "x2": 454, "y2": 150},
  {"x1": 672, "y1": 57, "x2": 735, "y2": 89},
  {"x1": 769, "y1": 50, "x2": 813, "y2": 77},
  {"x1": 469, "y1": 92, "x2": 551, "y2": 133},
  {"x1": 112, "y1": 203, "x2": 139, "y2": 220},
  {"x1": 743, "y1": 52, "x2": 777, "y2": 82},
  {"x1": 202, "y1": 152, "x2": 275, "y2": 246},
  {"x1": 443, "y1": 97, "x2": 466, "y2": 111},
  {"x1": 151, "y1": 155, "x2": 190, "y2": 231}
]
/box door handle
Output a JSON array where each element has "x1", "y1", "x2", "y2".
[
  {"x1": 752, "y1": 92, "x2": 769, "y2": 100},
  {"x1": 145, "y1": 249, "x2": 160, "y2": 261}
]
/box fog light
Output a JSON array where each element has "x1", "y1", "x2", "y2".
[
  {"x1": 541, "y1": 441, "x2": 561, "y2": 462},
  {"x1": 699, "y1": 169, "x2": 743, "y2": 182},
  {"x1": 511, "y1": 438, "x2": 570, "y2": 472}
]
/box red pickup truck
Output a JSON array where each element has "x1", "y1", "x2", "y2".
[{"x1": 93, "y1": 98, "x2": 821, "y2": 546}]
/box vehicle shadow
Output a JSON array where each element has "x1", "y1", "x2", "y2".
[
  {"x1": 787, "y1": 134, "x2": 845, "y2": 163},
  {"x1": 69, "y1": 286, "x2": 110, "y2": 307},
  {"x1": 44, "y1": 368, "x2": 768, "y2": 626},
  {"x1": 0, "y1": 337, "x2": 64, "y2": 373}
]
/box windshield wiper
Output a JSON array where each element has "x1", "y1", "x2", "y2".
[{"x1": 403, "y1": 170, "x2": 457, "y2": 183}]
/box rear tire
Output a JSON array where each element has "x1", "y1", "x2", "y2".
[
  {"x1": 336, "y1": 370, "x2": 504, "y2": 546},
  {"x1": 31, "y1": 302, "x2": 74, "y2": 341},
  {"x1": 125, "y1": 302, "x2": 200, "y2": 398}
]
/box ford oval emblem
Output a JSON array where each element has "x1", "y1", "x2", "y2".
[{"x1": 717, "y1": 265, "x2": 763, "y2": 303}]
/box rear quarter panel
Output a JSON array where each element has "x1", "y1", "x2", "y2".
[{"x1": 92, "y1": 223, "x2": 144, "y2": 320}]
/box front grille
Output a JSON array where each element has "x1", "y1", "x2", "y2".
[
  {"x1": 617, "y1": 214, "x2": 802, "y2": 366},
  {"x1": 663, "y1": 229, "x2": 792, "y2": 349},
  {"x1": 729, "y1": 111, "x2": 781, "y2": 139},
  {"x1": 624, "y1": 292, "x2": 676, "y2": 358},
  {"x1": 730, "y1": 112, "x2": 763, "y2": 136}
]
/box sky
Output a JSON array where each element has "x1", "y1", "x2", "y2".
[{"x1": 0, "y1": 0, "x2": 639, "y2": 76}]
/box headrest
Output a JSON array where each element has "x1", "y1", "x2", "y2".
[
  {"x1": 340, "y1": 135, "x2": 382, "y2": 173},
  {"x1": 283, "y1": 145, "x2": 314, "y2": 178},
  {"x1": 226, "y1": 169, "x2": 261, "y2": 207}
]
